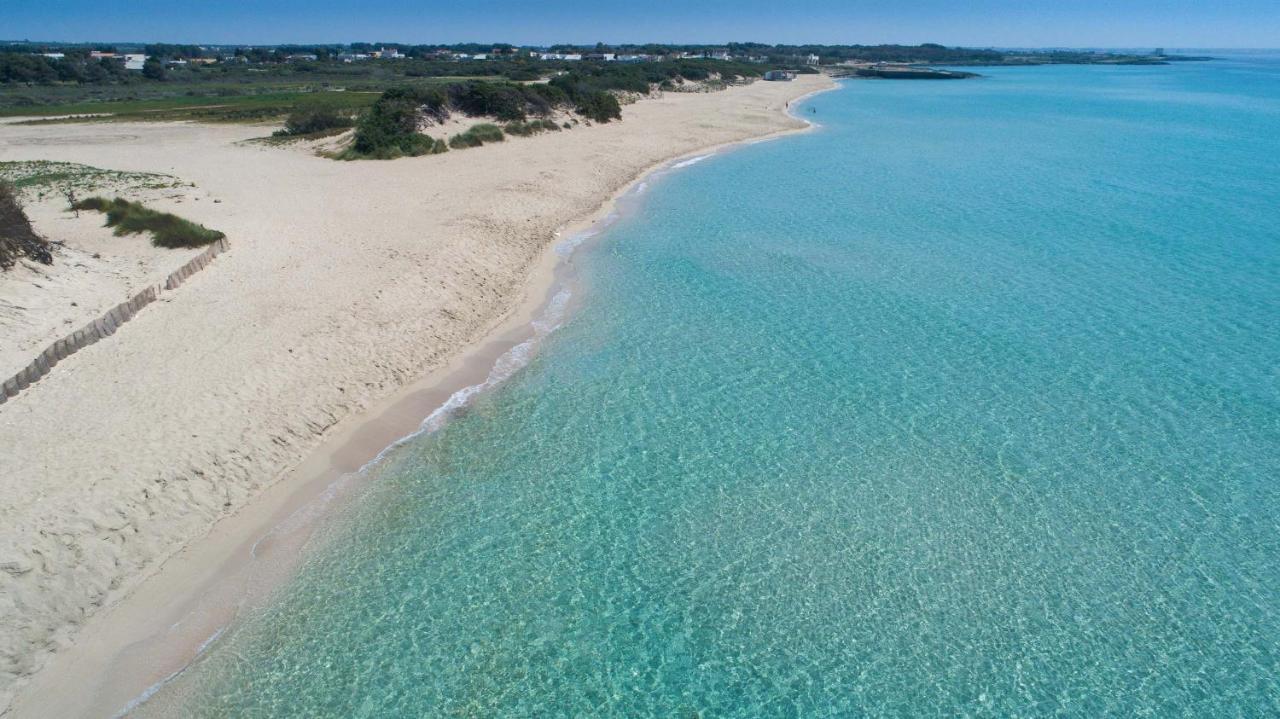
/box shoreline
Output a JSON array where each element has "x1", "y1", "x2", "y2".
[{"x1": 5, "y1": 75, "x2": 838, "y2": 718}]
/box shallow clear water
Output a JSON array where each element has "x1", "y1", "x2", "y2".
[{"x1": 160, "y1": 58, "x2": 1280, "y2": 716}]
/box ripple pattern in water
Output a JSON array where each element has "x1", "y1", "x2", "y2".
[{"x1": 153, "y1": 58, "x2": 1280, "y2": 717}]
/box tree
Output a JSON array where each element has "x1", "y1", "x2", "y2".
[{"x1": 141, "y1": 56, "x2": 165, "y2": 80}]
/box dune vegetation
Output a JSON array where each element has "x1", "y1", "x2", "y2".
[
  {"x1": 71, "y1": 196, "x2": 225, "y2": 248},
  {"x1": 0, "y1": 181, "x2": 52, "y2": 269}
]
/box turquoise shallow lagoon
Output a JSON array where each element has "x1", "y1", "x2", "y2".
[{"x1": 156, "y1": 57, "x2": 1279, "y2": 716}]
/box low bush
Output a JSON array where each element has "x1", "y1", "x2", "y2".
[
  {"x1": 0, "y1": 181, "x2": 52, "y2": 269},
  {"x1": 275, "y1": 108, "x2": 354, "y2": 136},
  {"x1": 502, "y1": 118, "x2": 562, "y2": 136},
  {"x1": 449, "y1": 123, "x2": 505, "y2": 149},
  {"x1": 447, "y1": 81, "x2": 556, "y2": 121},
  {"x1": 340, "y1": 86, "x2": 451, "y2": 159},
  {"x1": 71, "y1": 196, "x2": 224, "y2": 248},
  {"x1": 574, "y1": 91, "x2": 622, "y2": 123}
]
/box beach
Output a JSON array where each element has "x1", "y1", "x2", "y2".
[{"x1": 0, "y1": 73, "x2": 833, "y2": 716}]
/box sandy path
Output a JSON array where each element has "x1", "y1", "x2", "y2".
[{"x1": 0, "y1": 74, "x2": 832, "y2": 714}]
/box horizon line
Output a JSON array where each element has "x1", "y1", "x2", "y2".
[{"x1": 2, "y1": 39, "x2": 1274, "y2": 52}]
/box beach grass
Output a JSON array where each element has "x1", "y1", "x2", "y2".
[
  {"x1": 448, "y1": 123, "x2": 505, "y2": 149},
  {"x1": 71, "y1": 196, "x2": 225, "y2": 248},
  {"x1": 502, "y1": 118, "x2": 563, "y2": 136}
]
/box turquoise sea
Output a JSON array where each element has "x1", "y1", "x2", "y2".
[{"x1": 153, "y1": 56, "x2": 1279, "y2": 716}]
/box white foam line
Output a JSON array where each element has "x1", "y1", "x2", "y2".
[
  {"x1": 353, "y1": 283, "x2": 574, "y2": 476},
  {"x1": 671, "y1": 154, "x2": 712, "y2": 169},
  {"x1": 112, "y1": 626, "x2": 226, "y2": 719}
]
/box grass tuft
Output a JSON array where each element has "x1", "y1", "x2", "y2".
[
  {"x1": 71, "y1": 197, "x2": 225, "y2": 249},
  {"x1": 502, "y1": 118, "x2": 563, "y2": 136},
  {"x1": 448, "y1": 123, "x2": 504, "y2": 149}
]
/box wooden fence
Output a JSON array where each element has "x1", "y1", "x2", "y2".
[{"x1": 0, "y1": 238, "x2": 228, "y2": 404}]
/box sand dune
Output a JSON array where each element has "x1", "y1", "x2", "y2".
[{"x1": 0, "y1": 73, "x2": 831, "y2": 713}]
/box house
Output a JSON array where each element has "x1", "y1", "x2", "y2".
[
  {"x1": 89, "y1": 51, "x2": 117, "y2": 60},
  {"x1": 563, "y1": 53, "x2": 582, "y2": 61},
  {"x1": 763, "y1": 70, "x2": 795, "y2": 81},
  {"x1": 708, "y1": 49, "x2": 731, "y2": 61},
  {"x1": 123, "y1": 54, "x2": 147, "y2": 71},
  {"x1": 805, "y1": 54, "x2": 820, "y2": 65},
  {"x1": 285, "y1": 54, "x2": 317, "y2": 62},
  {"x1": 585, "y1": 53, "x2": 615, "y2": 62},
  {"x1": 41, "y1": 53, "x2": 65, "y2": 60}
]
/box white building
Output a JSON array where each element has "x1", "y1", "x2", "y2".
[
  {"x1": 805, "y1": 54, "x2": 820, "y2": 65},
  {"x1": 124, "y1": 54, "x2": 147, "y2": 71}
]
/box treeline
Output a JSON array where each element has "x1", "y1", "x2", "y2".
[
  {"x1": 0, "y1": 52, "x2": 133, "y2": 84},
  {"x1": 555, "y1": 59, "x2": 765, "y2": 94},
  {"x1": 725, "y1": 43, "x2": 1005, "y2": 64}
]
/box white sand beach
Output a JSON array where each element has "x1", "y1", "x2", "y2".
[{"x1": 0, "y1": 73, "x2": 833, "y2": 715}]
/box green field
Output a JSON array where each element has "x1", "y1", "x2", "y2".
[{"x1": 0, "y1": 76, "x2": 492, "y2": 123}]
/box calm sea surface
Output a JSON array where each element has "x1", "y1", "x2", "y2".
[{"x1": 153, "y1": 57, "x2": 1279, "y2": 716}]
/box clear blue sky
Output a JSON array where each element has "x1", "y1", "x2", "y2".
[{"x1": 6, "y1": 0, "x2": 1278, "y2": 48}]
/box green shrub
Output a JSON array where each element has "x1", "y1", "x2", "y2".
[
  {"x1": 575, "y1": 91, "x2": 622, "y2": 123},
  {"x1": 447, "y1": 81, "x2": 553, "y2": 121},
  {"x1": 503, "y1": 120, "x2": 534, "y2": 137},
  {"x1": 276, "y1": 108, "x2": 354, "y2": 136},
  {"x1": 339, "y1": 85, "x2": 452, "y2": 159},
  {"x1": 469, "y1": 123, "x2": 504, "y2": 142},
  {"x1": 71, "y1": 196, "x2": 224, "y2": 248},
  {"x1": 449, "y1": 123, "x2": 505, "y2": 149},
  {"x1": 448, "y1": 133, "x2": 479, "y2": 149},
  {"x1": 503, "y1": 119, "x2": 563, "y2": 136}
]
